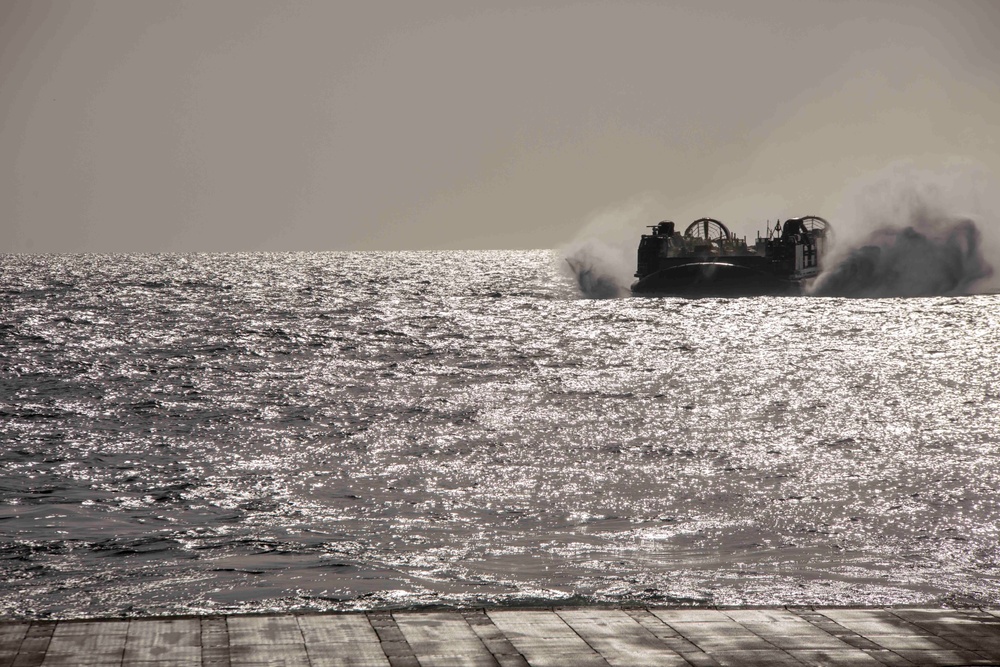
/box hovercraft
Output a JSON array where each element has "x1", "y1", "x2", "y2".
[{"x1": 630, "y1": 216, "x2": 831, "y2": 297}]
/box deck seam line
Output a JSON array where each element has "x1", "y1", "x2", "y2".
[
  {"x1": 625, "y1": 608, "x2": 713, "y2": 663},
  {"x1": 459, "y1": 608, "x2": 511, "y2": 666},
  {"x1": 118, "y1": 619, "x2": 127, "y2": 667},
  {"x1": 624, "y1": 607, "x2": 709, "y2": 665},
  {"x1": 201, "y1": 616, "x2": 231, "y2": 667},
  {"x1": 721, "y1": 610, "x2": 813, "y2": 665},
  {"x1": 12, "y1": 622, "x2": 28, "y2": 665},
  {"x1": 550, "y1": 608, "x2": 613, "y2": 667},
  {"x1": 884, "y1": 607, "x2": 991, "y2": 660},
  {"x1": 798, "y1": 609, "x2": 914, "y2": 667},
  {"x1": 381, "y1": 610, "x2": 419, "y2": 666},
  {"x1": 10, "y1": 622, "x2": 26, "y2": 667},
  {"x1": 293, "y1": 613, "x2": 315, "y2": 667},
  {"x1": 22, "y1": 620, "x2": 55, "y2": 667}
]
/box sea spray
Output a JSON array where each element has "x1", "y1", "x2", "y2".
[
  {"x1": 812, "y1": 163, "x2": 1000, "y2": 297},
  {"x1": 560, "y1": 197, "x2": 664, "y2": 298},
  {"x1": 563, "y1": 243, "x2": 626, "y2": 299}
]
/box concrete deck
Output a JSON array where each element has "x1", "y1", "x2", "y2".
[{"x1": 3, "y1": 608, "x2": 1000, "y2": 667}]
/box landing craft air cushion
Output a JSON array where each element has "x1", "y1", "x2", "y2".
[{"x1": 631, "y1": 216, "x2": 831, "y2": 297}]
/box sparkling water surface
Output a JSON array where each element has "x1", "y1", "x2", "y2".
[{"x1": 1, "y1": 251, "x2": 999, "y2": 618}]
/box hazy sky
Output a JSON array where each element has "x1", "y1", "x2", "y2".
[{"x1": 2, "y1": 0, "x2": 999, "y2": 252}]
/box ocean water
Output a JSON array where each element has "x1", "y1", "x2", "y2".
[{"x1": 1, "y1": 250, "x2": 999, "y2": 619}]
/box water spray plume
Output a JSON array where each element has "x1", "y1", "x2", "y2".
[
  {"x1": 561, "y1": 197, "x2": 662, "y2": 298},
  {"x1": 812, "y1": 162, "x2": 1000, "y2": 297},
  {"x1": 563, "y1": 248, "x2": 625, "y2": 299}
]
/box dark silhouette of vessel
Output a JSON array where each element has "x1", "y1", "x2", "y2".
[{"x1": 631, "y1": 216, "x2": 831, "y2": 297}]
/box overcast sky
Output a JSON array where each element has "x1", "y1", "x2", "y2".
[{"x1": 2, "y1": 0, "x2": 999, "y2": 252}]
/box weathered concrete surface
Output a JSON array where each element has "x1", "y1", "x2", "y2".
[{"x1": 2, "y1": 608, "x2": 1000, "y2": 666}]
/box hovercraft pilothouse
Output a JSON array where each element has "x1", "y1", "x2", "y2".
[{"x1": 630, "y1": 216, "x2": 830, "y2": 297}]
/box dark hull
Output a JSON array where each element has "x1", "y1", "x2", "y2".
[{"x1": 631, "y1": 261, "x2": 807, "y2": 297}]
